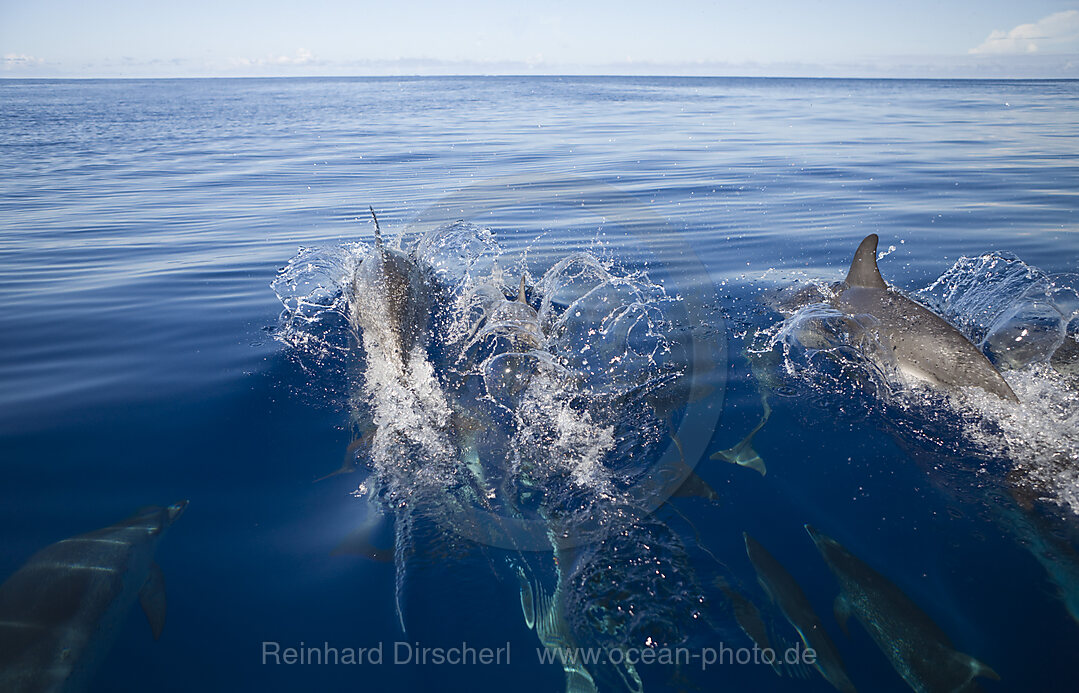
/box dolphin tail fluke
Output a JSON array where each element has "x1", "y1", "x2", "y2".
[
  {"x1": 660, "y1": 424, "x2": 716, "y2": 502},
  {"x1": 657, "y1": 422, "x2": 717, "y2": 501},
  {"x1": 712, "y1": 442, "x2": 767, "y2": 476},
  {"x1": 139, "y1": 562, "x2": 168, "y2": 640},
  {"x1": 710, "y1": 404, "x2": 770, "y2": 476},
  {"x1": 833, "y1": 594, "x2": 852, "y2": 637},
  {"x1": 845, "y1": 234, "x2": 888, "y2": 289},
  {"x1": 710, "y1": 426, "x2": 767, "y2": 476}
]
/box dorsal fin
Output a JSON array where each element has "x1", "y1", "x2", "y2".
[
  {"x1": 369, "y1": 206, "x2": 383, "y2": 249},
  {"x1": 517, "y1": 275, "x2": 527, "y2": 304},
  {"x1": 845, "y1": 234, "x2": 887, "y2": 289}
]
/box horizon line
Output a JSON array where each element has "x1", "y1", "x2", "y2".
[{"x1": 3, "y1": 73, "x2": 1078, "y2": 81}]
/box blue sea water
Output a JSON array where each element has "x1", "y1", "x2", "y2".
[{"x1": 1, "y1": 76, "x2": 1077, "y2": 692}]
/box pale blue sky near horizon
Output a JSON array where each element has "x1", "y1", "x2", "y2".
[{"x1": 3, "y1": 0, "x2": 1079, "y2": 78}]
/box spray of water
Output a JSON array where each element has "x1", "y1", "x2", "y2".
[
  {"x1": 273, "y1": 220, "x2": 716, "y2": 666},
  {"x1": 761, "y1": 251, "x2": 1079, "y2": 514}
]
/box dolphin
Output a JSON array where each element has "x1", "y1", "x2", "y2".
[
  {"x1": 1051, "y1": 333, "x2": 1079, "y2": 377},
  {"x1": 710, "y1": 399, "x2": 770, "y2": 476},
  {"x1": 0, "y1": 501, "x2": 187, "y2": 693},
  {"x1": 314, "y1": 430, "x2": 373, "y2": 482},
  {"x1": 714, "y1": 575, "x2": 787, "y2": 677},
  {"x1": 743, "y1": 532, "x2": 857, "y2": 693},
  {"x1": 465, "y1": 275, "x2": 545, "y2": 353},
  {"x1": 997, "y1": 497, "x2": 1079, "y2": 628},
  {"x1": 805, "y1": 525, "x2": 999, "y2": 693},
  {"x1": 350, "y1": 207, "x2": 433, "y2": 366},
  {"x1": 710, "y1": 342, "x2": 785, "y2": 477},
  {"x1": 828, "y1": 234, "x2": 1018, "y2": 402}
]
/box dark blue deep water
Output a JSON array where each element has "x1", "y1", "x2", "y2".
[{"x1": 2, "y1": 77, "x2": 1078, "y2": 692}]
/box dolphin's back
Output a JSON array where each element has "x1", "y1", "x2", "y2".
[
  {"x1": 839, "y1": 287, "x2": 1018, "y2": 401},
  {"x1": 353, "y1": 246, "x2": 432, "y2": 362},
  {"x1": 0, "y1": 532, "x2": 144, "y2": 692},
  {"x1": 836, "y1": 235, "x2": 1018, "y2": 402},
  {"x1": 807, "y1": 526, "x2": 999, "y2": 692},
  {"x1": 0, "y1": 505, "x2": 183, "y2": 693},
  {"x1": 744, "y1": 533, "x2": 856, "y2": 693}
]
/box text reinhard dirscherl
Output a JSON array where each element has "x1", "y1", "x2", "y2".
[
  {"x1": 260, "y1": 641, "x2": 817, "y2": 671},
  {"x1": 262, "y1": 641, "x2": 510, "y2": 666}
]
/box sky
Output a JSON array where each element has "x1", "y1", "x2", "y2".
[{"x1": 2, "y1": 1, "x2": 1079, "y2": 78}]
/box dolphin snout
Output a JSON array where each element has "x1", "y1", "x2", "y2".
[{"x1": 166, "y1": 500, "x2": 189, "y2": 524}]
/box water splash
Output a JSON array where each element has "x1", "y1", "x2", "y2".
[
  {"x1": 273, "y1": 220, "x2": 714, "y2": 667},
  {"x1": 762, "y1": 251, "x2": 1079, "y2": 515}
]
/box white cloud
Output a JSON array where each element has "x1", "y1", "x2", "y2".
[
  {"x1": 970, "y1": 9, "x2": 1079, "y2": 55},
  {"x1": 2, "y1": 53, "x2": 45, "y2": 70},
  {"x1": 231, "y1": 48, "x2": 316, "y2": 68}
]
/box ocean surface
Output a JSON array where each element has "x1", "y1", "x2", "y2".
[{"x1": 1, "y1": 76, "x2": 1077, "y2": 692}]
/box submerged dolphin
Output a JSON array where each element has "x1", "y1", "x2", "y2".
[
  {"x1": 350, "y1": 208, "x2": 433, "y2": 365},
  {"x1": 710, "y1": 340, "x2": 785, "y2": 477},
  {"x1": 829, "y1": 234, "x2": 1018, "y2": 402},
  {"x1": 0, "y1": 501, "x2": 187, "y2": 693},
  {"x1": 806, "y1": 525, "x2": 998, "y2": 693},
  {"x1": 710, "y1": 399, "x2": 770, "y2": 476},
  {"x1": 714, "y1": 575, "x2": 791, "y2": 678},
  {"x1": 743, "y1": 532, "x2": 857, "y2": 693}
]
